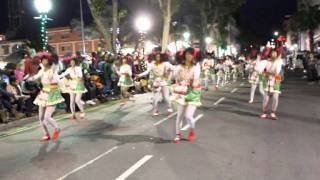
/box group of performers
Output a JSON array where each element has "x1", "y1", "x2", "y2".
[
  {"x1": 200, "y1": 49, "x2": 283, "y2": 121},
  {"x1": 25, "y1": 52, "x2": 86, "y2": 141},
  {"x1": 248, "y1": 50, "x2": 283, "y2": 120},
  {"x1": 25, "y1": 46, "x2": 283, "y2": 143}
]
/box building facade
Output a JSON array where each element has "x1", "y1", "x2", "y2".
[
  {"x1": 0, "y1": 35, "x2": 26, "y2": 61},
  {"x1": 48, "y1": 27, "x2": 106, "y2": 57}
]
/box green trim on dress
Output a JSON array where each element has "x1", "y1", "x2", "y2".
[{"x1": 185, "y1": 88, "x2": 202, "y2": 106}]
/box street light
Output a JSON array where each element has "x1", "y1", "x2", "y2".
[
  {"x1": 205, "y1": 37, "x2": 212, "y2": 44},
  {"x1": 34, "y1": 0, "x2": 52, "y2": 13},
  {"x1": 135, "y1": 15, "x2": 152, "y2": 33},
  {"x1": 183, "y1": 32, "x2": 191, "y2": 40},
  {"x1": 274, "y1": 31, "x2": 279, "y2": 37},
  {"x1": 34, "y1": 0, "x2": 52, "y2": 51},
  {"x1": 135, "y1": 15, "x2": 152, "y2": 55}
]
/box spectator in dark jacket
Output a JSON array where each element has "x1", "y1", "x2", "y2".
[{"x1": 307, "y1": 53, "x2": 318, "y2": 84}]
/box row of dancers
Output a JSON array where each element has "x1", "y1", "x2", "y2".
[
  {"x1": 26, "y1": 47, "x2": 283, "y2": 143},
  {"x1": 26, "y1": 53, "x2": 87, "y2": 141}
]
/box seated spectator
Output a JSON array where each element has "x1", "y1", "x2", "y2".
[
  {"x1": 6, "y1": 77, "x2": 32, "y2": 117},
  {"x1": 15, "y1": 63, "x2": 25, "y2": 83},
  {"x1": 0, "y1": 85, "x2": 21, "y2": 120},
  {"x1": 91, "y1": 72, "x2": 105, "y2": 99},
  {"x1": 82, "y1": 62, "x2": 96, "y2": 105},
  {"x1": 0, "y1": 100, "x2": 9, "y2": 123},
  {"x1": 102, "y1": 56, "x2": 114, "y2": 96}
]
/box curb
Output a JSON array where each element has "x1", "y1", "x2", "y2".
[{"x1": 0, "y1": 98, "x2": 119, "y2": 133}]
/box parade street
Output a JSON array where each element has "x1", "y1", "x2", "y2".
[{"x1": 1, "y1": 72, "x2": 320, "y2": 180}]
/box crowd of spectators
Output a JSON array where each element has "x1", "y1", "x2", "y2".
[{"x1": 0, "y1": 48, "x2": 157, "y2": 123}]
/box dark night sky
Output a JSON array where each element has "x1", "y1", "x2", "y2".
[
  {"x1": 0, "y1": 0, "x2": 297, "y2": 45},
  {"x1": 238, "y1": 0, "x2": 297, "y2": 45}
]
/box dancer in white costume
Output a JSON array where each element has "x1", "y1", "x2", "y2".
[
  {"x1": 223, "y1": 57, "x2": 233, "y2": 84},
  {"x1": 117, "y1": 57, "x2": 134, "y2": 100},
  {"x1": 246, "y1": 57, "x2": 255, "y2": 80},
  {"x1": 201, "y1": 57, "x2": 212, "y2": 91},
  {"x1": 216, "y1": 59, "x2": 225, "y2": 88},
  {"x1": 231, "y1": 60, "x2": 240, "y2": 82},
  {"x1": 248, "y1": 53, "x2": 267, "y2": 103},
  {"x1": 260, "y1": 50, "x2": 283, "y2": 120},
  {"x1": 59, "y1": 58, "x2": 87, "y2": 120},
  {"x1": 27, "y1": 53, "x2": 64, "y2": 141},
  {"x1": 171, "y1": 48, "x2": 201, "y2": 144},
  {"x1": 209, "y1": 58, "x2": 217, "y2": 88},
  {"x1": 138, "y1": 53, "x2": 174, "y2": 116}
]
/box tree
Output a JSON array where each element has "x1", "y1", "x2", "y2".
[
  {"x1": 292, "y1": 3, "x2": 320, "y2": 52},
  {"x1": 86, "y1": 0, "x2": 113, "y2": 53},
  {"x1": 157, "y1": 0, "x2": 181, "y2": 53},
  {"x1": 188, "y1": 0, "x2": 245, "y2": 53},
  {"x1": 70, "y1": 19, "x2": 101, "y2": 40}
]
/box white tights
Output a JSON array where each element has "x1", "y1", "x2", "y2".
[
  {"x1": 70, "y1": 93, "x2": 84, "y2": 114},
  {"x1": 175, "y1": 104, "x2": 197, "y2": 135},
  {"x1": 39, "y1": 106, "x2": 59, "y2": 135},
  {"x1": 262, "y1": 93, "x2": 279, "y2": 113},
  {"x1": 250, "y1": 82, "x2": 265, "y2": 102},
  {"x1": 153, "y1": 86, "x2": 171, "y2": 112},
  {"x1": 211, "y1": 74, "x2": 217, "y2": 85},
  {"x1": 217, "y1": 75, "x2": 224, "y2": 86}
]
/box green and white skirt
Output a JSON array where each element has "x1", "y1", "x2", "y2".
[
  {"x1": 171, "y1": 86, "x2": 202, "y2": 107},
  {"x1": 34, "y1": 84, "x2": 65, "y2": 107},
  {"x1": 69, "y1": 78, "x2": 87, "y2": 94},
  {"x1": 118, "y1": 75, "x2": 134, "y2": 87},
  {"x1": 262, "y1": 75, "x2": 281, "y2": 94}
]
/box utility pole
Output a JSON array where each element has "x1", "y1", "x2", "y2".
[{"x1": 80, "y1": 0, "x2": 86, "y2": 54}]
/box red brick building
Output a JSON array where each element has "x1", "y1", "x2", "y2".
[{"x1": 48, "y1": 27, "x2": 106, "y2": 57}]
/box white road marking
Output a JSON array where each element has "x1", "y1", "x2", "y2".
[
  {"x1": 181, "y1": 114, "x2": 204, "y2": 131},
  {"x1": 214, "y1": 97, "x2": 225, "y2": 106},
  {"x1": 231, "y1": 88, "x2": 238, "y2": 93},
  {"x1": 116, "y1": 155, "x2": 153, "y2": 180},
  {"x1": 153, "y1": 112, "x2": 177, "y2": 126},
  {"x1": 240, "y1": 83, "x2": 244, "y2": 86},
  {"x1": 57, "y1": 146, "x2": 118, "y2": 180}
]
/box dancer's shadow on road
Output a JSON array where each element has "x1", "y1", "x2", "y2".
[
  {"x1": 31, "y1": 141, "x2": 61, "y2": 162},
  {"x1": 75, "y1": 132, "x2": 171, "y2": 146},
  {"x1": 201, "y1": 105, "x2": 258, "y2": 118},
  {"x1": 65, "y1": 118, "x2": 171, "y2": 145},
  {"x1": 30, "y1": 140, "x2": 77, "y2": 169}
]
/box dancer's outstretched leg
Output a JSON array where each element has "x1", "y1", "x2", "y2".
[
  {"x1": 184, "y1": 105, "x2": 197, "y2": 141},
  {"x1": 162, "y1": 86, "x2": 173, "y2": 113},
  {"x1": 39, "y1": 106, "x2": 50, "y2": 141},
  {"x1": 249, "y1": 84, "x2": 257, "y2": 103},
  {"x1": 75, "y1": 93, "x2": 85, "y2": 118},
  {"x1": 44, "y1": 106, "x2": 60, "y2": 139},
  {"x1": 174, "y1": 104, "x2": 186, "y2": 143}
]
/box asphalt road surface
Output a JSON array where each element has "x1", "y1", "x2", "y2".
[{"x1": 1, "y1": 72, "x2": 320, "y2": 180}]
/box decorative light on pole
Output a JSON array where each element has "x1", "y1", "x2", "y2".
[
  {"x1": 34, "y1": 0, "x2": 52, "y2": 51},
  {"x1": 183, "y1": 32, "x2": 191, "y2": 48},
  {"x1": 135, "y1": 15, "x2": 152, "y2": 55},
  {"x1": 183, "y1": 32, "x2": 190, "y2": 40},
  {"x1": 205, "y1": 37, "x2": 212, "y2": 44}
]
